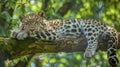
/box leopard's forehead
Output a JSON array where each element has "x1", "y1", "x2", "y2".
[
  {"x1": 21, "y1": 13, "x2": 44, "y2": 24},
  {"x1": 25, "y1": 13, "x2": 39, "y2": 20}
]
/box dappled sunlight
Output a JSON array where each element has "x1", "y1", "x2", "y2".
[{"x1": 0, "y1": 0, "x2": 120, "y2": 67}]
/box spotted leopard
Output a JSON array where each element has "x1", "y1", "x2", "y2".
[{"x1": 11, "y1": 11, "x2": 119, "y2": 67}]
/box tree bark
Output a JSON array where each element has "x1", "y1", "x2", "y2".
[
  {"x1": 41, "y1": 0, "x2": 50, "y2": 12},
  {"x1": 0, "y1": 33, "x2": 120, "y2": 60},
  {"x1": 57, "y1": 0, "x2": 73, "y2": 16}
]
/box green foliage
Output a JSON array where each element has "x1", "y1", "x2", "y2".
[
  {"x1": 30, "y1": 51, "x2": 120, "y2": 67},
  {"x1": 5, "y1": 56, "x2": 27, "y2": 67},
  {"x1": 0, "y1": 0, "x2": 120, "y2": 67}
]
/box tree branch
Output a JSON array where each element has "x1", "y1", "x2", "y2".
[
  {"x1": 0, "y1": 33, "x2": 120, "y2": 60},
  {"x1": 41, "y1": 0, "x2": 50, "y2": 12},
  {"x1": 57, "y1": 0, "x2": 73, "y2": 16}
]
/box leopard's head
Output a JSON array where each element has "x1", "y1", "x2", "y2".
[{"x1": 19, "y1": 11, "x2": 47, "y2": 37}]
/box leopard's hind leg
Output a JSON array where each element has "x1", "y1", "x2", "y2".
[{"x1": 83, "y1": 27, "x2": 99, "y2": 58}]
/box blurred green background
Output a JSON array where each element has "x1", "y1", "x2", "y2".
[{"x1": 0, "y1": 0, "x2": 120, "y2": 67}]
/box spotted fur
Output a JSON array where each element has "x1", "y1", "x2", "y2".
[{"x1": 11, "y1": 12, "x2": 119, "y2": 67}]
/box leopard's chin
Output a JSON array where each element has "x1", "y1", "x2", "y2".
[{"x1": 29, "y1": 32, "x2": 37, "y2": 37}]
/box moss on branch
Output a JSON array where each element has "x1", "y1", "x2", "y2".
[{"x1": 0, "y1": 33, "x2": 120, "y2": 60}]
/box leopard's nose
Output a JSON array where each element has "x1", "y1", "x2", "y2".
[{"x1": 30, "y1": 27, "x2": 35, "y2": 31}]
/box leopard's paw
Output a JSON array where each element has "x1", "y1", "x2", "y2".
[
  {"x1": 16, "y1": 31, "x2": 28, "y2": 40},
  {"x1": 11, "y1": 29, "x2": 21, "y2": 38},
  {"x1": 84, "y1": 48, "x2": 95, "y2": 58},
  {"x1": 11, "y1": 29, "x2": 28, "y2": 40}
]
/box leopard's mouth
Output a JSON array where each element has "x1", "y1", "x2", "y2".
[{"x1": 29, "y1": 31, "x2": 37, "y2": 37}]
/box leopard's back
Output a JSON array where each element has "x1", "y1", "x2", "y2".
[{"x1": 43, "y1": 18, "x2": 119, "y2": 66}]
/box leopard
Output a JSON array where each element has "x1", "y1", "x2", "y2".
[{"x1": 11, "y1": 11, "x2": 119, "y2": 67}]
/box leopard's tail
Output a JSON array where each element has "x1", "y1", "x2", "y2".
[{"x1": 107, "y1": 29, "x2": 119, "y2": 67}]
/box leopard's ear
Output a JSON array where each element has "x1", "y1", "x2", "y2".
[
  {"x1": 19, "y1": 14, "x2": 25, "y2": 21},
  {"x1": 38, "y1": 10, "x2": 45, "y2": 17}
]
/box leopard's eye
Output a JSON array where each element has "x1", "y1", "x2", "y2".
[
  {"x1": 34, "y1": 22, "x2": 37, "y2": 24},
  {"x1": 23, "y1": 20, "x2": 28, "y2": 25},
  {"x1": 36, "y1": 20, "x2": 39, "y2": 23}
]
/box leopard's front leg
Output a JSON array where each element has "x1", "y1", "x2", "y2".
[{"x1": 11, "y1": 29, "x2": 28, "y2": 40}]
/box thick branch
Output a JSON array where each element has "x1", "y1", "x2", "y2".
[
  {"x1": 41, "y1": 0, "x2": 50, "y2": 12},
  {"x1": 0, "y1": 33, "x2": 120, "y2": 60},
  {"x1": 57, "y1": 0, "x2": 73, "y2": 16}
]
